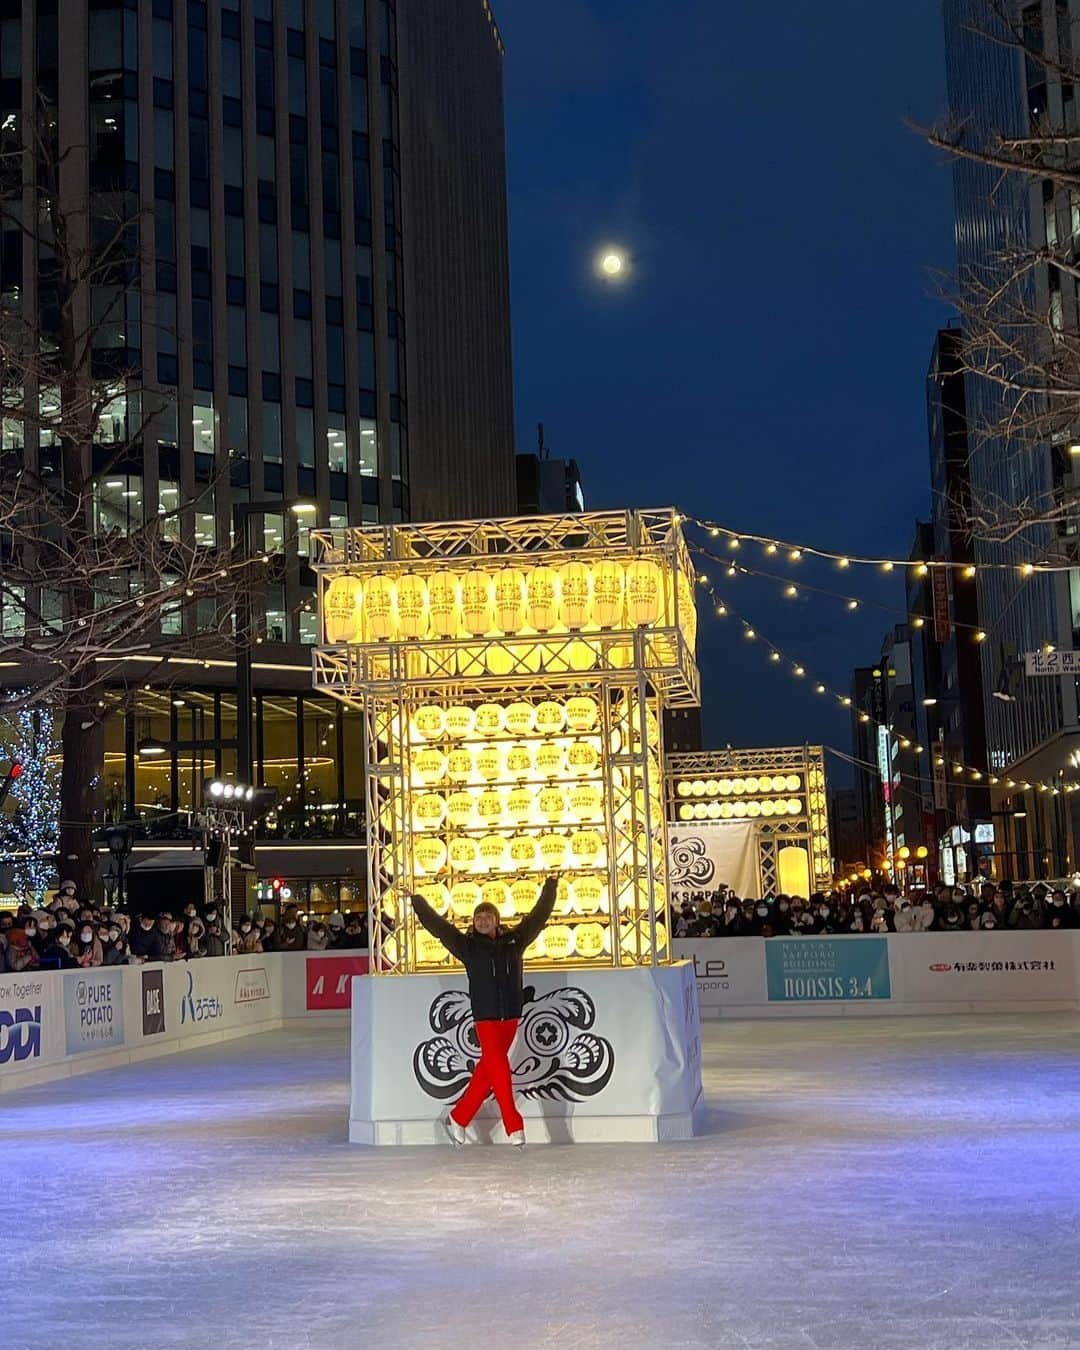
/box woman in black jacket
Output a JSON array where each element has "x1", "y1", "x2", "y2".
[{"x1": 411, "y1": 875, "x2": 558, "y2": 1149}]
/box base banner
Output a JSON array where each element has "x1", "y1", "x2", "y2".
[
  {"x1": 764, "y1": 937, "x2": 891, "y2": 1004},
  {"x1": 668, "y1": 821, "x2": 758, "y2": 904},
  {"x1": 306, "y1": 955, "x2": 369, "y2": 1010},
  {"x1": 892, "y1": 930, "x2": 1075, "y2": 1004}
]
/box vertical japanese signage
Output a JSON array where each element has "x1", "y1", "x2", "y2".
[{"x1": 932, "y1": 558, "x2": 951, "y2": 643}]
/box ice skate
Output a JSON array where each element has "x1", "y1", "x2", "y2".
[
  {"x1": 443, "y1": 1116, "x2": 467, "y2": 1147},
  {"x1": 508, "y1": 1129, "x2": 526, "y2": 1148}
]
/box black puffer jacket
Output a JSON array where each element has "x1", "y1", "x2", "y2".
[{"x1": 411, "y1": 878, "x2": 558, "y2": 1022}]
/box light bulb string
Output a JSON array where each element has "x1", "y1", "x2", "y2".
[
  {"x1": 682, "y1": 513, "x2": 1073, "y2": 574},
  {"x1": 694, "y1": 574, "x2": 1077, "y2": 797},
  {"x1": 689, "y1": 543, "x2": 991, "y2": 636}
]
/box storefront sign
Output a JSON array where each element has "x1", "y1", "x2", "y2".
[
  {"x1": 765, "y1": 938, "x2": 891, "y2": 1002},
  {"x1": 932, "y1": 560, "x2": 951, "y2": 643},
  {"x1": 1025, "y1": 650, "x2": 1080, "y2": 676},
  {"x1": 63, "y1": 970, "x2": 125, "y2": 1054},
  {"x1": 306, "y1": 955, "x2": 369, "y2": 1010}
]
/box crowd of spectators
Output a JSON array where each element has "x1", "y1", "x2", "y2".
[
  {"x1": 673, "y1": 880, "x2": 1080, "y2": 938},
  {"x1": 0, "y1": 878, "x2": 373, "y2": 973}
]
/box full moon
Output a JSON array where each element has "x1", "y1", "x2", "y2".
[
  {"x1": 601, "y1": 252, "x2": 624, "y2": 276},
  {"x1": 595, "y1": 247, "x2": 629, "y2": 281}
]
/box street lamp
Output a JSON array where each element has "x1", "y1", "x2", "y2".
[{"x1": 232, "y1": 499, "x2": 316, "y2": 785}]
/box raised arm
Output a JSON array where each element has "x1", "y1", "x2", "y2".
[
  {"x1": 511, "y1": 876, "x2": 559, "y2": 949},
  {"x1": 411, "y1": 894, "x2": 469, "y2": 962}
]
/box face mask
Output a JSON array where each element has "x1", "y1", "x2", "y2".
[
  {"x1": 819, "y1": 908, "x2": 829, "y2": 918},
  {"x1": 206, "y1": 911, "x2": 217, "y2": 921},
  {"x1": 756, "y1": 906, "x2": 768, "y2": 917},
  {"x1": 778, "y1": 902, "x2": 789, "y2": 911},
  {"x1": 1054, "y1": 899, "x2": 1065, "y2": 907},
  {"x1": 109, "y1": 930, "x2": 120, "y2": 941},
  {"x1": 80, "y1": 930, "x2": 92, "y2": 942},
  {"x1": 286, "y1": 922, "x2": 297, "y2": 930},
  {"x1": 58, "y1": 934, "x2": 70, "y2": 945},
  {"x1": 241, "y1": 925, "x2": 251, "y2": 934},
  {"x1": 984, "y1": 920, "x2": 996, "y2": 929},
  {"x1": 25, "y1": 925, "x2": 36, "y2": 936}
]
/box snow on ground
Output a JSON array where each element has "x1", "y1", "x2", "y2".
[{"x1": 4, "y1": 1013, "x2": 1080, "y2": 1350}]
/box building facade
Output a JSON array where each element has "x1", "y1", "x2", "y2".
[
  {"x1": 0, "y1": 0, "x2": 515, "y2": 905},
  {"x1": 945, "y1": 0, "x2": 1080, "y2": 878}
]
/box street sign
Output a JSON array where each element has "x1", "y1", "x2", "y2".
[
  {"x1": 932, "y1": 559, "x2": 951, "y2": 643},
  {"x1": 1024, "y1": 650, "x2": 1080, "y2": 676}
]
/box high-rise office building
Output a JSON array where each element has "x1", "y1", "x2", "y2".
[
  {"x1": 944, "y1": 0, "x2": 1080, "y2": 877},
  {"x1": 0, "y1": 0, "x2": 515, "y2": 899}
]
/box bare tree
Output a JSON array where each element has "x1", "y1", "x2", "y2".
[
  {"x1": 927, "y1": 0, "x2": 1080, "y2": 556},
  {"x1": 0, "y1": 119, "x2": 264, "y2": 899}
]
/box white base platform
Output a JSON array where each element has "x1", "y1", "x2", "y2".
[{"x1": 348, "y1": 961, "x2": 703, "y2": 1145}]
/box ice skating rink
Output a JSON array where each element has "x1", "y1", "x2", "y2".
[{"x1": 5, "y1": 1015, "x2": 1080, "y2": 1350}]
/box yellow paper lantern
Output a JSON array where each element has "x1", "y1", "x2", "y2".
[
  {"x1": 476, "y1": 789, "x2": 504, "y2": 823},
  {"x1": 543, "y1": 924, "x2": 574, "y2": 960},
  {"x1": 324, "y1": 575, "x2": 363, "y2": 643},
  {"x1": 559, "y1": 561, "x2": 592, "y2": 629},
  {"x1": 461, "y1": 571, "x2": 494, "y2": 635},
  {"x1": 566, "y1": 741, "x2": 599, "y2": 776},
  {"x1": 446, "y1": 748, "x2": 474, "y2": 783},
  {"x1": 444, "y1": 705, "x2": 476, "y2": 739},
  {"x1": 493, "y1": 568, "x2": 527, "y2": 634},
  {"x1": 505, "y1": 744, "x2": 532, "y2": 780},
  {"x1": 565, "y1": 695, "x2": 599, "y2": 732},
  {"x1": 505, "y1": 701, "x2": 536, "y2": 736},
  {"x1": 475, "y1": 745, "x2": 502, "y2": 780},
  {"x1": 482, "y1": 878, "x2": 514, "y2": 919},
  {"x1": 413, "y1": 836, "x2": 448, "y2": 875},
  {"x1": 534, "y1": 743, "x2": 564, "y2": 779},
  {"x1": 427, "y1": 571, "x2": 460, "y2": 638},
  {"x1": 678, "y1": 803, "x2": 694, "y2": 821},
  {"x1": 787, "y1": 774, "x2": 801, "y2": 791},
  {"x1": 509, "y1": 836, "x2": 539, "y2": 870},
  {"x1": 412, "y1": 747, "x2": 447, "y2": 785},
  {"x1": 507, "y1": 787, "x2": 535, "y2": 822},
  {"x1": 364, "y1": 574, "x2": 397, "y2": 640},
  {"x1": 539, "y1": 786, "x2": 566, "y2": 822},
  {"x1": 478, "y1": 833, "x2": 509, "y2": 872},
  {"x1": 570, "y1": 830, "x2": 605, "y2": 865},
  {"x1": 535, "y1": 700, "x2": 567, "y2": 735},
  {"x1": 592, "y1": 560, "x2": 624, "y2": 628},
  {"x1": 573, "y1": 876, "x2": 604, "y2": 915},
  {"x1": 526, "y1": 566, "x2": 560, "y2": 631},
  {"x1": 396, "y1": 574, "x2": 429, "y2": 640},
  {"x1": 625, "y1": 558, "x2": 663, "y2": 626},
  {"x1": 475, "y1": 702, "x2": 506, "y2": 737},
  {"x1": 413, "y1": 705, "x2": 445, "y2": 741},
  {"x1": 416, "y1": 926, "x2": 448, "y2": 965},
  {"x1": 413, "y1": 793, "x2": 447, "y2": 831},
  {"x1": 568, "y1": 783, "x2": 603, "y2": 820},
  {"x1": 450, "y1": 881, "x2": 481, "y2": 917},
  {"x1": 446, "y1": 791, "x2": 477, "y2": 828},
  {"x1": 448, "y1": 836, "x2": 480, "y2": 870},
  {"x1": 575, "y1": 922, "x2": 605, "y2": 959},
  {"x1": 761, "y1": 799, "x2": 775, "y2": 818},
  {"x1": 417, "y1": 882, "x2": 451, "y2": 915},
  {"x1": 511, "y1": 878, "x2": 539, "y2": 914},
  {"x1": 524, "y1": 932, "x2": 545, "y2": 960},
  {"x1": 538, "y1": 833, "x2": 569, "y2": 870}
]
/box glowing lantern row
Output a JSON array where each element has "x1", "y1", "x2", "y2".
[
  {"x1": 410, "y1": 739, "x2": 601, "y2": 786},
  {"x1": 412, "y1": 784, "x2": 605, "y2": 831},
  {"x1": 322, "y1": 558, "x2": 675, "y2": 644},
  {"x1": 675, "y1": 774, "x2": 802, "y2": 798},
  {"x1": 410, "y1": 695, "x2": 599, "y2": 742},
  {"x1": 676, "y1": 798, "x2": 804, "y2": 822}
]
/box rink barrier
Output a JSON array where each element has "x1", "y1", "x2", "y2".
[
  {"x1": 673, "y1": 931, "x2": 1080, "y2": 1019},
  {"x1": 4, "y1": 933, "x2": 1079, "y2": 1092}
]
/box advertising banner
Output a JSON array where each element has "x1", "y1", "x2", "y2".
[
  {"x1": 234, "y1": 966, "x2": 271, "y2": 1007},
  {"x1": 63, "y1": 970, "x2": 126, "y2": 1054},
  {"x1": 175, "y1": 966, "x2": 226, "y2": 1029},
  {"x1": 0, "y1": 973, "x2": 52, "y2": 1067},
  {"x1": 306, "y1": 955, "x2": 369, "y2": 1010},
  {"x1": 893, "y1": 930, "x2": 1076, "y2": 1004},
  {"x1": 764, "y1": 937, "x2": 891, "y2": 1003},
  {"x1": 141, "y1": 968, "x2": 165, "y2": 1037},
  {"x1": 667, "y1": 821, "x2": 758, "y2": 905},
  {"x1": 671, "y1": 938, "x2": 767, "y2": 1013}
]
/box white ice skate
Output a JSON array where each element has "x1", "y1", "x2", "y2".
[
  {"x1": 443, "y1": 1116, "x2": 467, "y2": 1148},
  {"x1": 508, "y1": 1130, "x2": 526, "y2": 1148}
]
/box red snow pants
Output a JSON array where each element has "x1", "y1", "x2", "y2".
[{"x1": 450, "y1": 1017, "x2": 524, "y2": 1135}]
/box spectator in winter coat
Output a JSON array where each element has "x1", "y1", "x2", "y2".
[
  {"x1": 306, "y1": 921, "x2": 331, "y2": 951},
  {"x1": 1008, "y1": 890, "x2": 1043, "y2": 929},
  {"x1": 277, "y1": 916, "x2": 307, "y2": 952},
  {"x1": 102, "y1": 924, "x2": 129, "y2": 965},
  {"x1": 1048, "y1": 890, "x2": 1074, "y2": 926},
  {"x1": 4, "y1": 928, "x2": 39, "y2": 972},
  {"x1": 185, "y1": 919, "x2": 207, "y2": 958},
  {"x1": 40, "y1": 925, "x2": 78, "y2": 969},
  {"x1": 203, "y1": 921, "x2": 228, "y2": 958},
  {"x1": 939, "y1": 903, "x2": 965, "y2": 932},
  {"x1": 237, "y1": 919, "x2": 263, "y2": 954},
  {"x1": 75, "y1": 924, "x2": 103, "y2": 968},
  {"x1": 335, "y1": 916, "x2": 367, "y2": 950},
  {"x1": 130, "y1": 914, "x2": 165, "y2": 963},
  {"x1": 770, "y1": 897, "x2": 794, "y2": 936}
]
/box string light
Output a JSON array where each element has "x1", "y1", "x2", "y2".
[{"x1": 0, "y1": 695, "x2": 60, "y2": 902}]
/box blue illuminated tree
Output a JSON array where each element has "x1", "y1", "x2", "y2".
[{"x1": 0, "y1": 698, "x2": 61, "y2": 903}]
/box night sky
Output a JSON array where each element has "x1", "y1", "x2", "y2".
[{"x1": 494, "y1": 0, "x2": 956, "y2": 762}]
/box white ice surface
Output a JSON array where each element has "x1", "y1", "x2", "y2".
[{"x1": 4, "y1": 1013, "x2": 1080, "y2": 1350}]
